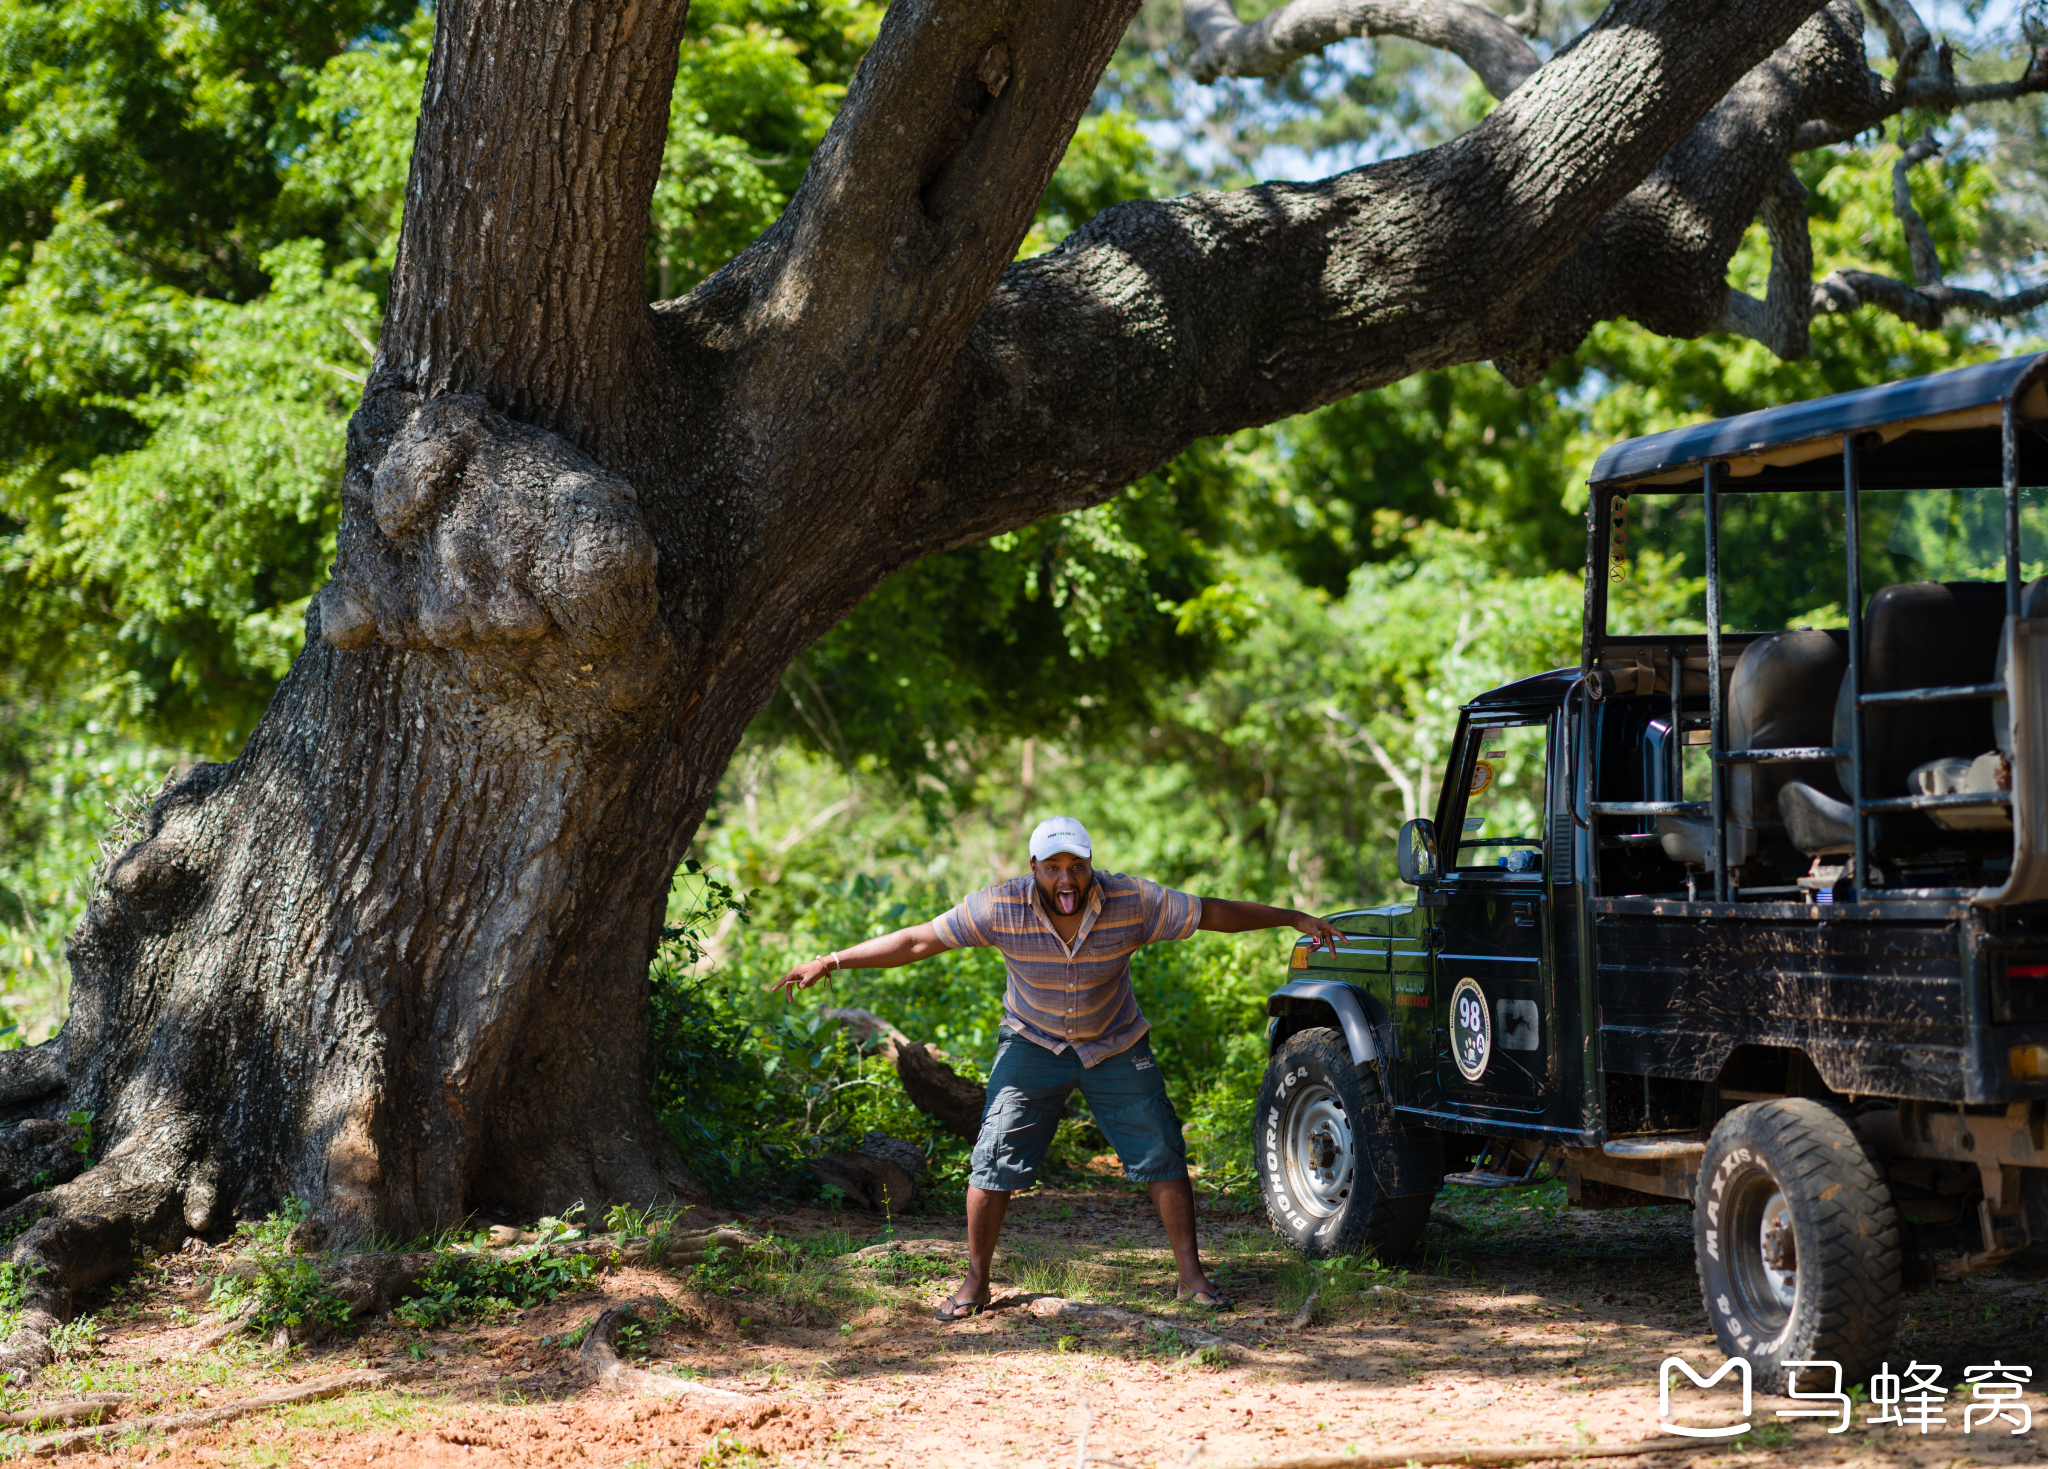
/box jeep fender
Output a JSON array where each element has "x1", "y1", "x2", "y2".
[{"x1": 1266, "y1": 980, "x2": 1388, "y2": 1068}]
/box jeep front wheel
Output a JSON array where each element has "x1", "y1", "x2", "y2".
[
  {"x1": 1694, "y1": 1098, "x2": 1901, "y2": 1384},
  {"x1": 1255, "y1": 1027, "x2": 1434, "y2": 1261}
]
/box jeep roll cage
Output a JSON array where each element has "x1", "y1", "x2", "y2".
[{"x1": 1578, "y1": 351, "x2": 2048, "y2": 907}]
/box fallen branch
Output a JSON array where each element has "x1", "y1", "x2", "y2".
[
  {"x1": 1026, "y1": 1296, "x2": 1246, "y2": 1360},
  {"x1": 579, "y1": 1302, "x2": 757, "y2": 1407},
  {"x1": 1216, "y1": 1441, "x2": 1690, "y2": 1469},
  {"x1": 819, "y1": 1008, "x2": 915, "y2": 1060},
  {"x1": 16, "y1": 1368, "x2": 414, "y2": 1457},
  {"x1": 895, "y1": 1042, "x2": 985, "y2": 1142}
]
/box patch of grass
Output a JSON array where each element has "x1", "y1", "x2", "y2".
[
  {"x1": 1003, "y1": 1244, "x2": 1088, "y2": 1298},
  {"x1": 699, "y1": 1427, "x2": 763, "y2": 1465},
  {"x1": 1277, "y1": 1253, "x2": 1411, "y2": 1316},
  {"x1": 608, "y1": 1303, "x2": 674, "y2": 1358},
  {"x1": 760, "y1": 1251, "x2": 865, "y2": 1320},
  {"x1": 0, "y1": 1258, "x2": 50, "y2": 1339},
  {"x1": 796, "y1": 1228, "x2": 861, "y2": 1258},
  {"x1": 272, "y1": 1388, "x2": 430, "y2": 1436},
  {"x1": 869, "y1": 1252, "x2": 955, "y2": 1289}
]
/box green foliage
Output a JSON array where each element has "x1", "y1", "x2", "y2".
[
  {"x1": 0, "y1": 6, "x2": 423, "y2": 753},
  {"x1": 0, "y1": 693, "x2": 176, "y2": 1040},
  {"x1": 45, "y1": 1312, "x2": 96, "y2": 1360},
  {"x1": 652, "y1": 0, "x2": 883, "y2": 295},
  {"x1": 392, "y1": 1244, "x2": 600, "y2": 1330},
  {"x1": 1279, "y1": 1252, "x2": 1410, "y2": 1313},
  {"x1": 16, "y1": 241, "x2": 375, "y2": 747},
  {"x1": 207, "y1": 1197, "x2": 351, "y2": 1337}
]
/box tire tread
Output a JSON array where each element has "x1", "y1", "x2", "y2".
[{"x1": 1255, "y1": 1028, "x2": 1436, "y2": 1263}]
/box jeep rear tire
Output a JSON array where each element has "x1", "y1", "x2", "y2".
[
  {"x1": 1694, "y1": 1098, "x2": 1901, "y2": 1384},
  {"x1": 1255, "y1": 1027, "x2": 1435, "y2": 1261}
]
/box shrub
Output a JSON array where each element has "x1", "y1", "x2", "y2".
[
  {"x1": 393, "y1": 1246, "x2": 598, "y2": 1330},
  {"x1": 207, "y1": 1197, "x2": 350, "y2": 1336}
]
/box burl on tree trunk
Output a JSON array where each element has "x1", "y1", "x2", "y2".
[{"x1": 0, "y1": 0, "x2": 1879, "y2": 1263}]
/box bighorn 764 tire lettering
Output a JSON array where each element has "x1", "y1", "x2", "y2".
[{"x1": 1255, "y1": 1027, "x2": 1433, "y2": 1261}]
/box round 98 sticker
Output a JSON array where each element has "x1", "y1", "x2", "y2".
[{"x1": 1450, "y1": 976, "x2": 1491, "y2": 1081}]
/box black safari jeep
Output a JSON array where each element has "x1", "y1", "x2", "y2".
[{"x1": 1258, "y1": 351, "x2": 2048, "y2": 1382}]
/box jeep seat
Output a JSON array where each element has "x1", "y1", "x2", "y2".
[
  {"x1": 1657, "y1": 630, "x2": 1847, "y2": 868},
  {"x1": 1781, "y1": 580, "x2": 2022, "y2": 856}
]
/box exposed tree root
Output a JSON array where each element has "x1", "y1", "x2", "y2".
[
  {"x1": 15, "y1": 1367, "x2": 415, "y2": 1457},
  {"x1": 578, "y1": 1302, "x2": 756, "y2": 1407},
  {"x1": 0, "y1": 1215, "x2": 134, "y2": 1383},
  {"x1": 847, "y1": 1238, "x2": 969, "y2": 1261},
  {"x1": 1025, "y1": 1296, "x2": 1247, "y2": 1360},
  {"x1": 0, "y1": 1395, "x2": 129, "y2": 1429}
]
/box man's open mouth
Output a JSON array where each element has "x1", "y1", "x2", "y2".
[{"x1": 1057, "y1": 889, "x2": 1078, "y2": 914}]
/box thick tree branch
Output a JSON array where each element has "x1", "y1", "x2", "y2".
[
  {"x1": 1184, "y1": 0, "x2": 1540, "y2": 95},
  {"x1": 703, "y1": 0, "x2": 1143, "y2": 450},
  {"x1": 894, "y1": 0, "x2": 1841, "y2": 553},
  {"x1": 1861, "y1": 0, "x2": 1937, "y2": 83},
  {"x1": 1891, "y1": 131, "x2": 1946, "y2": 286},
  {"x1": 1792, "y1": 40, "x2": 2048, "y2": 149},
  {"x1": 1719, "y1": 169, "x2": 1816, "y2": 360},
  {"x1": 1717, "y1": 128, "x2": 2048, "y2": 349}
]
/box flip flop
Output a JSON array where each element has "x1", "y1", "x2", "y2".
[
  {"x1": 934, "y1": 1293, "x2": 988, "y2": 1322},
  {"x1": 1177, "y1": 1287, "x2": 1234, "y2": 1311}
]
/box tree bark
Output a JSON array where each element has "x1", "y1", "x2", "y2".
[{"x1": 11, "y1": 0, "x2": 1861, "y2": 1250}]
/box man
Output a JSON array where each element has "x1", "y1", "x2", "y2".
[{"x1": 773, "y1": 815, "x2": 1340, "y2": 1320}]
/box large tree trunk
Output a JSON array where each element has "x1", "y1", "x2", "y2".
[{"x1": 4, "y1": 0, "x2": 1854, "y2": 1246}]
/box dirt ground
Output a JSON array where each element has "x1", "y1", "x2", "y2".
[{"x1": 11, "y1": 1175, "x2": 2048, "y2": 1468}]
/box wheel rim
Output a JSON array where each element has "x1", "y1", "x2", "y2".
[
  {"x1": 1281, "y1": 1083, "x2": 1353, "y2": 1218},
  {"x1": 1723, "y1": 1165, "x2": 1798, "y2": 1334}
]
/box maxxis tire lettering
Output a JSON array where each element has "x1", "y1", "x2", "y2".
[{"x1": 1691, "y1": 1098, "x2": 1901, "y2": 1385}]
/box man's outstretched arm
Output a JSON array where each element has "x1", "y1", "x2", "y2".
[
  {"x1": 1197, "y1": 898, "x2": 1342, "y2": 952},
  {"x1": 770, "y1": 921, "x2": 950, "y2": 998}
]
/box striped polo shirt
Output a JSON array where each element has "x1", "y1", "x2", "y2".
[{"x1": 932, "y1": 872, "x2": 1204, "y2": 1067}]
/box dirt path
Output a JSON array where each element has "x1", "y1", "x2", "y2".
[{"x1": 15, "y1": 1180, "x2": 2048, "y2": 1467}]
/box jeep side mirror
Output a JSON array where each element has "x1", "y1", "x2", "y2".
[{"x1": 1397, "y1": 818, "x2": 1440, "y2": 885}]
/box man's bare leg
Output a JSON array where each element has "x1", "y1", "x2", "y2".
[
  {"x1": 942, "y1": 1185, "x2": 1011, "y2": 1314},
  {"x1": 1148, "y1": 1177, "x2": 1225, "y2": 1301}
]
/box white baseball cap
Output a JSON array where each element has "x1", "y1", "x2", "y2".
[{"x1": 1029, "y1": 816, "x2": 1093, "y2": 862}]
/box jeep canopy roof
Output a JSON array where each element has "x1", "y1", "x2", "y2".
[{"x1": 1589, "y1": 352, "x2": 2048, "y2": 491}]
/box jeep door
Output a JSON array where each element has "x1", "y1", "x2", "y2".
[{"x1": 1433, "y1": 711, "x2": 1555, "y2": 1110}]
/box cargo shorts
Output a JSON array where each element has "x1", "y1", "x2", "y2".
[{"x1": 968, "y1": 1027, "x2": 1188, "y2": 1190}]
